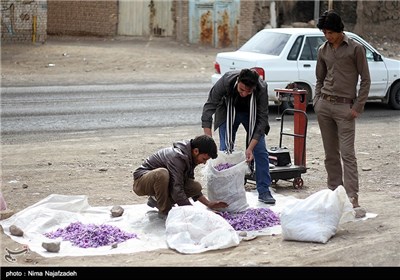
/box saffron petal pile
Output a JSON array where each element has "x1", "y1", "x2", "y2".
[
  {"x1": 43, "y1": 221, "x2": 138, "y2": 248},
  {"x1": 214, "y1": 162, "x2": 236, "y2": 171},
  {"x1": 218, "y1": 208, "x2": 280, "y2": 231}
]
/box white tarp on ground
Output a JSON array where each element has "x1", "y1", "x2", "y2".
[{"x1": 0, "y1": 190, "x2": 376, "y2": 257}]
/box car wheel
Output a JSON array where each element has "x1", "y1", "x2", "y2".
[{"x1": 388, "y1": 83, "x2": 400, "y2": 110}]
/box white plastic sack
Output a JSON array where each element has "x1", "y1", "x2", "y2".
[
  {"x1": 165, "y1": 206, "x2": 240, "y2": 254},
  {"x1": 203, "y1": 151, "x2": 249, "y2": 213},
  {"x1": 280, "y1": 185, "x2": 355, "y2": 243}
]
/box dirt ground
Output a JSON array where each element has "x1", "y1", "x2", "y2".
[
  {"x1": 1, "y1": 35, "x2": 220, "y2": 87},
  {"x1": 1, "y1": 35, "x2": 400, "y2": 269}
]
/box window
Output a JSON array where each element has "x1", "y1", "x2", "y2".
[
  {"x1": 350, "y1": 37, "x2": 375, "y2": 62},
  {"x1": 239, "y1": 31, "x2": 291, "y2": 56},
  {"x1": 288, "y1": 36, "x2": 303, "y2": 60},
  {"x1": 300, "y1": 36, "x2": 325, "y2": 61}
]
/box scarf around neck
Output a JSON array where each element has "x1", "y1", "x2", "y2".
[{"x1": 225, "y1": 81, "x2": 257, "y2": 153}]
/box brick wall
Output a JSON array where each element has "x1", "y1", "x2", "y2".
[
  {"x1": 238, "y1": 0, "x2": 255, "y2": 46},
  {"x1": 47, "y1": 0, "x2": 118, "y2": 36},
  {"x1": 1, "y1": 0, "x2": 47, "y2": 43}
]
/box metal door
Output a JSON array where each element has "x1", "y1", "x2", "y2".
[
  {"x1": 118, "y1": 0, "x2": 173, "y2": 37},
  {"x1": 189, "y1": 0, "x2": 239, "y2": 48}
]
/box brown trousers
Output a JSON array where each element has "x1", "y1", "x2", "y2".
[
  {"x1": 314, "y1": 98, "x2": 359, "y2": 198},
  {"x1": 133, "y1": 168, "x2": 202, "y2": 214}
]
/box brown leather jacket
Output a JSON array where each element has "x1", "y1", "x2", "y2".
[{"x1": 133, "y1": 140, "x2": 200, "y2": 205}]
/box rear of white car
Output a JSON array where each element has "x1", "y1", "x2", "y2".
[{"x1": 212, "y1": 52, "x2": 300, "y2": 105}]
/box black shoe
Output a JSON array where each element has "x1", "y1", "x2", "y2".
[
  {"x1": 258, "y1": 192, "x2": 276, "y2": 204},
  {"x1": 147, "y1": 196, "x2": 157, "y2": 208}
]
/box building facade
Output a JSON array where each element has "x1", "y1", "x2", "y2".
[{"x1": 1, "y1": 0, "x2": 398, "y2": 46}]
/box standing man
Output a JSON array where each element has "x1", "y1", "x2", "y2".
[
  {"x1": 313, "y1": 10, "x2": 371, "y2": 210},
  {"x1": 201, "y1": 68, "x2": 275, "y2": 204},
  {"x1": 133, "y1": 135, "x2": 228, "y2": 218}
]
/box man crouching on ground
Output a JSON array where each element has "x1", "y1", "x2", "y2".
[{"x1": 133, "y1": 135, "x2": 228, "y2": 219}]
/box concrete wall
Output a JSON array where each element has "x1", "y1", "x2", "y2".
[
  {"x1": 353, "y1": 0, "x2": 399, "y2": 40},
  {"x1": 1, "y1": 0, "x2": 47, "y2": 43}
]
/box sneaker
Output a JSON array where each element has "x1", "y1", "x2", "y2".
[
  {"x1": 354, "y1": 207, "x2": 367, "y2": 218},
  {"x1": 147, "y1": 196, "x2": 157, "y2": 208},
  {"x1": 258, "y1": 192, "x2": 276, "y2": 204},
  {"x1": 349, "y1": 196, "x2": 366, "y2": 218}
]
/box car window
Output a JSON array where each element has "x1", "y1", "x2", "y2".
[
  {"x1": 239, "y1": 31, "x2": 291, "y2": 56},
  {"x1": 300, "y1": 36, "x2": 326, "y2": 61},
  {"x1": 351, "y1": 37, "x2": 375, "y2": 61},
  {"x1": 288, "y1": 36, "x2": 303, "y2": 60},
  {"x1": 364, "y1": 48, "x2": 374, "y2": 61}
]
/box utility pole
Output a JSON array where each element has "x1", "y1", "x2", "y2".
[{"x1": 314, "y1": 0, "x2": 320, "y2": 21}]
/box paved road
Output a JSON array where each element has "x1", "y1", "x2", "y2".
[
  {"x1": 1, "y1": 83, "x2": 210, "y2": 134},
  {"x1": 1, "y1": 83, "x2": 398, "y2": 144}
]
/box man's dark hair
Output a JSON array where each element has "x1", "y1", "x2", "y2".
[
  {"x1": 238, "y1": 68, "x2": 260, "y2": 88},
  {"x1": 316, "y1": 10, "x2": 344, "y2": 33},
  {"x1": 191, "y1": 135, "x2": 218, "y2": 159}
]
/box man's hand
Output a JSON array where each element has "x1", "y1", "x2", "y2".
[
  {"x1": 245, "y1": 139, "x2": 257, "y2": 162},
  {"x1": 203, "y1": 127, "x2": 212, "y2": 137},
  {"x1": 245, "y1": 148, "x2": 254, "y2": 162},
  {"x1": 207, "y1": 200, "x2": 229, "y2": 209},
  {"x1": 351, "y1": 108, "x2": 360, "y2": 118},
  {"x1": 198, "y1": 195, "x2": 228, "y2": 209}
]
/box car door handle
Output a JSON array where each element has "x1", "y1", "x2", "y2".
[{"x1": 303, "y1": 64, "x2": 311, "y2": 68}]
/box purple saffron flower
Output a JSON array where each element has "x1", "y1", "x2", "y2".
[
  {"x1": 218, "y1": 208, "x2": 280, "y2": 231},
  {"x1": 214, "y1": 162, "x2": 237, "y2": 171},
  {"x1": 44, "y1": 222, "x2": 138, "y2": 248}
]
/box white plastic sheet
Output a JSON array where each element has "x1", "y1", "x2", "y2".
[
  {"x1": 0, "y1": 191, "x2": 287, "y2": 257},
  {"x1": 0, "y1": 188, "x2": 376, "y2": 257},
  {"x1": 0, "y1": 194, "x2": 168, "y2": 257}
]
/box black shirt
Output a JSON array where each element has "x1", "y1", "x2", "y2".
[{"x1": 234, "y1": 91, "x2": 251, "y2": 113}]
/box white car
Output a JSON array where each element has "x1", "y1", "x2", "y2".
[{"x1": 211, "y1": 28, "x2": 400, "y2": 110}]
